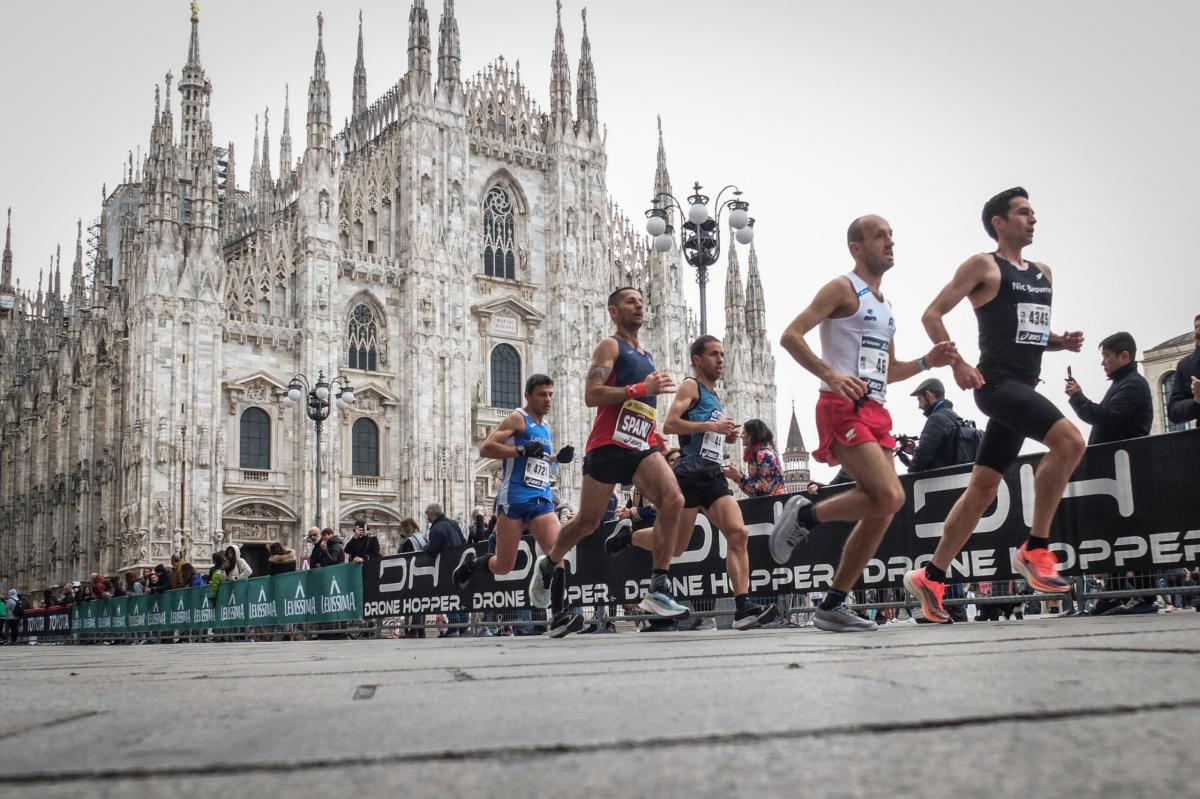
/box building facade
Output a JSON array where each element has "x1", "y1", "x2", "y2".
[
  {"x1": 1143, "y1": 331, "x2": 1196, "y2": 436},
  {"x1": 0, "y1": 2, "x2": 775, "y2": 591}
]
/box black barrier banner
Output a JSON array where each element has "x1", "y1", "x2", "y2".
[
  {"x1": 363, "y1": 429, "x2": 1200, "y2": 615},
  {"x1": 18, "y1": 606, "x2": 73, "y2": 638}
]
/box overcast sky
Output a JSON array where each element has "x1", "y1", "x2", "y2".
[{"x1": 2, "y1": 1, "x2": 1197, "y2": 481}]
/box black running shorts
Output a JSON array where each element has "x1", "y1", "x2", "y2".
[
  {"x1": 582, "y1": 444, "x2": 658, "y2": 486},
  {"x1": 676, "y1": 470, "x2": 733, "y2": 510},
  {"x1": 973, "y1": 377, "x2": 1065, "y2": 473}
]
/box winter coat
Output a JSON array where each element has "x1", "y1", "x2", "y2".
[
  {"x1": 268, "y1": 547, "x2": 298, "y2": 575},
  {"x1": 901, "y1": 400, "x2": 972, "y2": 472},
  {"x1": 1068, "y1": 363, "x2": 1153, "y2": 445},
  {"x1": 345, "y1": 534, "x2": 381, "y2": 562},
  {"x1": 1167, "y1": 348, "x2": 1200, "y2": 425},
  {"x1": 425, "y1": 515, "x2": 465, "y2": 555},
  {"x1": 310, "y1": 536, "x2": 346, "y2": 568},
  {"x1": 222, "y1": 545, "x2": 253, "y2": 581},
  {"x1": 4, "y1": 589, "x2": 18, "y2": 620}
]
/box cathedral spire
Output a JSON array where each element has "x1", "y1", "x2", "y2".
[
  {"x1": 549, "y1": 0, "x2": 572, "y2": 135},
  {"x1": 186, "y1": 1, "x2": 202, "y2": 68},
  {"x1": 307, "y1": 12, "x2": 333, "y2": 152},
  {"x1": 724, "y1": 242, "x2": 745, "y2": 336},
  {"x1": 2, "y1": 207, "x2": 13, "y2": 291},
  {"x1": 652, "y1": 116, "x2": 673, "y2": 215},
  {"x1": 260, "y1": 107, "x2": 272, "y2": 185},
  {"x1": 745, "y1": 241, "x2": 766, "y2": 338},
  {"x1": 436, "y1": 0, "x2": 461, "y2": 96},
  {"x1": 279, "y1": 86, "x2": 293, "y2": 176},
  {"x1": 53, "y1": 244, "x2": 62, "y2": 300},
  {"x1": 352, "y1": 10, "x2": 368, "y2": 117},
  {"x1": 575, "y1": 8, "x2": 598, "y2": 138},
  {"x1": 71, "y1": 219, "x2": 85, "y2": 297},
  {"x1": 250, "y1": 112, "x2": 261, "y2": 195},
  {"x1": 406, "y1": 0, "x2": 432, "y2": 96},
  {"x1": 225, "y1": 141, "x2": 237, "y2": 193}
]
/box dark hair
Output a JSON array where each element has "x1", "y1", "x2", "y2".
[
  {"x1": 982, "y1": 187, "x2": 1028, "y2": 240},
  {"x1": 847, "y1": 216, "x2": 867, "y2": 244},
  {"x1": 181, "y1": 563, "x2": 195, "y2": 580},
  {"x1": 268, "y1": 542, "x2": 283, "y2": 556},
  {"x1": 321, "y1": 527, "x2": 335, "y2": 536},
  {"x1": 1099, "y1": 331, "x2": 1137, "y2": 359},
  {"x1": 665, "y1": 447, "x2": 681, "y2": 460},
  {"x1": 743, "y1": 419, "x2": 774, "y2": 448},
  {"x1": 525, "y1": 373, "x2": 554, "y2": 394},
  {"x1": 689, "y1": 335, "x2": 721, "y2": 360},
  {"x1": 607, "y1": 286, "x2": 642, "y2": 307}
]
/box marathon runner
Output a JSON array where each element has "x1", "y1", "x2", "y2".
[
  {"x1": 905, "y1": 187, "x2": 1085, "y2": 622},
  {"x1": 455, "y1": 374, "x2": 581, "y2": 637},
  {"x1": 529, "y1": 287, "x2": 690, "y2": 621},
  {"x1": 606, "y1": 335, "x2": 779, "y2": 629},
  {"x1": 767, "y1": 215, "x2": 957, "y2": 632}
]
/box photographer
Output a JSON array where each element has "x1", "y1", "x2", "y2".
[{"x1": 897, "y1": 378, "x2": 979, "y2": 472}]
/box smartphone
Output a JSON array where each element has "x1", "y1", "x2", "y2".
[{"x1": 1066, "y1": 366, "x2": 1073, "y2": 381}]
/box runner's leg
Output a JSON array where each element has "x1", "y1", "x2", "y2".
[
  {"x1": 549, "y1": 475, "x2": 615, "y2": 562},
  {"x1": 488, "y1": 515, "x2": 525, "y2": 574},
  {"x1": 825, "y1": 442, "x2": 904, "y2": 594},
  {"x1": 930, "y1": 465, "x2": 1004, "y2": 571},
  {"x1": 1029, "y1": 419, "x2": 1086, "y2": 539},
  {"x1": 703, "y1": 496, "x2": 749, "y2": 596},
  {"x1": 631, "y1": 453, "x2": 686, "y2": 572}
]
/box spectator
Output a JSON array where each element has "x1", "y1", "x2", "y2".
[
  {"x1": 724, "y1": 418, "x2": 786, "y2": 496},
  {"x1": 151, "y1": 565, "x2": 173, "y2": 593},
  {"x1": 345, "y1": 520, "x2": 381, "y2": 563},
  {"x1": 806, "y1": 481, "x2": 822, "y2": 496},
  {"x1": 304, "y1": 527, "x2": 322, "y2": 567},
  {"x1": 107, "y1": 578, "x2": 123, "y2": 598},
  {"x1": 171, "y1": 555, "x2": 184, "y2": 592},
  {"x1": 125, "y1": 572, "x2": 143, "y2": 595},
  {"x1": 267, "y1": 542, "x2": 297, "y2": 575},
  {"x1": 310, "y1": 527, "x2": 346, "y2": 568},
  {"x1": 1165, "y1": 313, "x2": 1200, "y2": 426},
  {"x1": 222, "y1": 545, "x2": 253, "y2": 581},
  {"x1": 423, "y1": 503, "x2": 465, "y2": 556},
  {"x1": 91, "y1": 572, "x2": 105, "y2": 598},
  {"x1": 207, "y1": 552, "x2": 224, "y2": 584},
  {"x1": 898, "y1": 378, "x2": 981, "y2": 472},
  {"x1": 4, "y1": 589, "x2": 20, "y2": 644},
  {"x1": 180, "y1": 563, "x2": 205, "y2": 587},
  {"x1": 398, "y1": 518, "x2": 427, "y2": 554},
  {"x1": 42, "y1": 589, "x2": 55, "y2": 607},
  {"x1": 469, "y1": 509, "x2": 489, "y2": 545},
  {"x1": 1066, "y1": 331, "x2": 1153, "y2": 444}
]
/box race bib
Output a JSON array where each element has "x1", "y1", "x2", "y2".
[
  {"x1": 613, "y1": 399, "x2": 656, "y2": 451},
  {"x1": 700, "y1": 410, "x2": 725, "y2": 463},
  {"x1": 1015, "y1": 303, "x2": 1051, "y2": 346},
  {"x1": 523, "y1": 456, "x2": 550, "y2": 489},
  {"x1": 858, "y1": 335, "x2": 889, "y2": 395}
]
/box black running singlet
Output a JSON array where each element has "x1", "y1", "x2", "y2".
[{"x1": 975, "y1": 254, "x2": 1053, "y2": 384}]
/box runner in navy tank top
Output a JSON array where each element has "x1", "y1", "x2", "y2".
[
  {"x1": 906, "y1": 187, "x2": 1087, "y2": 625},
  {"x1": 605, "y1": 335, "x2": 780, "y2": 630},
  {"x1": 529, "y1": 287, "x2": 690, "y2": 622},
  {"x1": 456, "y1": 374, "x2": 583, "y2": 638},
  {"x1": 769, "y1": 215, "x2": 958, "y2": 633}
]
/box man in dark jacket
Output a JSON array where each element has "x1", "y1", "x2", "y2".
[
  {"x1": 153, "y1": 563, "x2": 174, "y2": 593},
  {"x1": 423, "y1": 503, "x2": 465, "y2": 554},
  {"x1": 310, "y1": 527, "x2": 346, "y2": 569},
  {"x1": 345, "y1": 520, "x2": 381, "y2": 563},
  {"x1": 899, "y1": 378, "x2": 976, "y2": 472},
  {"x1": 1166, "y1": 314, "x2": 1200, "y2": 427},
  {"x1": 1065, "y1": 331, "x2": 1152, "y2": 444}
]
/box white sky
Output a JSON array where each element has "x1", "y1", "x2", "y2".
[{"x1": 2, "y1": 1, "x2": 1198, "y2": 481}]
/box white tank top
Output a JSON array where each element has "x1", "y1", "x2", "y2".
[{"x1": 818, "y1": 272, "x2": 896, "y2": 404}]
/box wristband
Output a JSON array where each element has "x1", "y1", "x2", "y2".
[
  {"x1": 918, "y1": 356, "x2": 929, "y2": 372},
  {"x1": 626, "y1": 382, "x2": 647, "y2": 399}
]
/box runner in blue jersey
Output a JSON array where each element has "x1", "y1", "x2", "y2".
[
  {"x1": 454, "y1": 374, "x2": 581, "y2": 638},
  {"x1": 606, "y1": 335, "x2": 780, "y2": 629}
]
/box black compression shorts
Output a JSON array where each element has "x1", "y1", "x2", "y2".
[
  {"x1": 973, "y1": 377, "x2": 1065, "y2": 473},
  {"x1": 676, "y1": 470, "x2": 733, "y2": 510}
]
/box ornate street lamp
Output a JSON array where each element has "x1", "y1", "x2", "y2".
[
  {"x1": 645, "y1": 181, "x2": 756, "y2": 335},
  {"x1": 282, "y1": 370, "x2": 355, "y2": 527}
]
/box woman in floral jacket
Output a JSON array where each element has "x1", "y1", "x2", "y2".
[{"x1": 724, "y1": 419, "x2": 786, "y2": 496}]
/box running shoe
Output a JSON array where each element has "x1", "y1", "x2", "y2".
[
  {"x1": 903, "y1": 567, "x2": 951, "y2": 624},
  {"x1": 547, "y1": 611, "x2": 584, "y2": 638},
  {"x1": 732, "y1": 602, "x2": 779, "y2": 631},
  {"x1": 640, "y1": 588, "x2": 690, "y2": 619},
  {"x1": 452, "y1": 551, "x2": 476, "y2": 591},
  {"x1": 768, "y1": 495, "x2": 813, "y2": 565},
  {"x1": 604, "y1": 519, "x2": 635, "y2": 555},
  {"x1": 813, "y1": 604, "x2": 878, "y2": 632},
  {"x1": 528, "y1": 555, "x2": 554, "y2": 609},
  {"x1": 1012, "y1": 542, "x2": 1071, "y2": 593}
]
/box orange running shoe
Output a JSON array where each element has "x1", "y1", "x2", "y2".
[
  {"x1": 903, "y1": 567, "x2": 951, "y2": 624},
  {"x1": 1012, "y1": 542, "x2": 1071, "y2": 593}
]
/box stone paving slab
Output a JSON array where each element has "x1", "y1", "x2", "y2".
[{"x1": 1, "y1": 613, "x2": 1197, "y2": 798}]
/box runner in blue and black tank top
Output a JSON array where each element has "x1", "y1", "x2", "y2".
[
  {"x1": 456, "y1": 374, "x2": 584, "y2": 638},
  {"x1": 606, "y1": 335, "x2": 780, "y2": 630},
  {"x1": 906, "y1": 187, "x2": 1087, "y2": 628}
]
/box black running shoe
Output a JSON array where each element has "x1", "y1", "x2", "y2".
[
  {"x1": 604, "y1": 519, "x2": 634, "y2": 555},
  {"x1": 452, "y1": 551, "x2": 476, "y2": 591},
  {"x1": 548, "y1": 612, "x2": 584, "y2": 639},
  {"x1": 732, "y1": 602, "x2": 779, "y2": 631}
]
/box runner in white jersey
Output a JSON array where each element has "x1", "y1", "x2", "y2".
[{"x1": 768, "y1": 215, "x2": 957, "y2": 632}]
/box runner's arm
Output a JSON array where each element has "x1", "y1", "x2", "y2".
[
  {"x1": 663, "y1": 379, "x2": 713, "y2": 435},
  {"x1": 779, "y1": 279, "x2": 857, "y2": 385},
  {"x1": 584, "y1": 338, "x2": 627, "y2": 407},
  {"x1": 886, "y1": 339, "x2": 958, "y2": 383},
  {"x1": 921, "y1": 254, "x2": 991, "y2": 346},
  {"x1": 479, "y1": 410, "x2": 527, "y2": 459}
]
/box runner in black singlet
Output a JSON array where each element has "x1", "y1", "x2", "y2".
[{"x1": 904, "y1": 187, "x2": 1087, "y2": 623}]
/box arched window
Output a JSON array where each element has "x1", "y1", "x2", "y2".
[
  {"x1": 490, "y1": 344, "x2": 521, "y2": 408},
  {"x1": 352, "y1": 418, "x2": 380, "y2": 476},
  {"x1": 1161, "y1": 372, "x2": 1188, "y2": 433},
  {"x1": 347, "y1": 304, "x2": 379, "y2": 371},
  {"x1": 482, "y1": 186, "x2": 517, "y2": 279},
  {"x1": 239, "y1": 408, "x2": 271, "y2": 470}
]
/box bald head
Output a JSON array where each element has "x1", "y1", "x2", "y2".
[
  {"x1": 847, "y1": 215, "x2": 888, "y2": 245},
  {"x1": 846, "y1": 215, "x2": 895, "y2": 273}
]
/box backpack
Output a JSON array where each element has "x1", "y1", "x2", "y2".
[
  {"x1": 952, "y1": 417, "x2": 983, "y2": 465},
  {"x1": 14, "y1": 596, "x2": 30, "y2": 617}
]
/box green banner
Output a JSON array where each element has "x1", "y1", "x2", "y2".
[
  {"x1": 127, "y1": 594, "x2": 149, "y2": 633},
  {"x1": 168, "y1": 589, "x2": 193, "y2": 629},
  {"x1": 110, "y1": 597, "x2": 129, "y2": 633},
  {"x1": 216, "y1": 578, "x2": 250, "y2": 627},
  {"x1": 272, "y1": 569, "x2": 312, "y2": 625},
  {"x1": 189, "y1": 585, "x2": 217, "y2": 628},
  {"x1": 244, "y1": 577, "x2": 280, "y2": 626},
  {"x1": 146, "y1": 592, "x2": 167, "y2": 630},
  {"x1": 307, "y1": 564, "x2": 363, "y2": 622}
]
